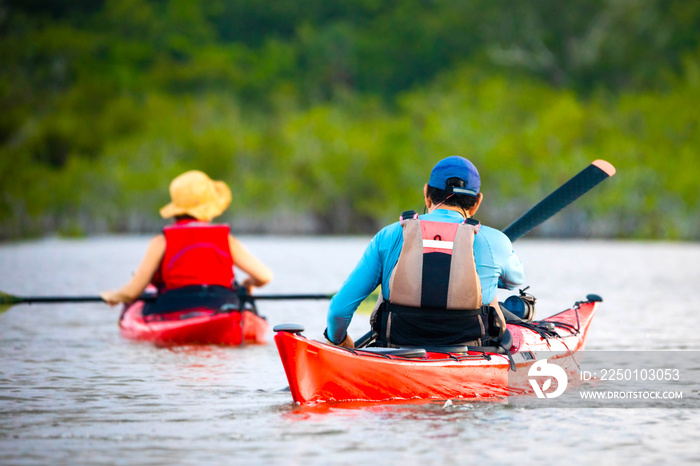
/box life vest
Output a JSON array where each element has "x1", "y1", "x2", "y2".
[
  {"x1": 151, "y1": 220, "x2": 234, "y2": 292},
  {"x1": 372, "y1": 210, "x2": 491, "y2": 347}
]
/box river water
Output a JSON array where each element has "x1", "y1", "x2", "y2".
[{"x1": 1, "y1": 237, "x2": 699, "y2": 465}]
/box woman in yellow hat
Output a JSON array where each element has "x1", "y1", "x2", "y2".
[{"x1": 100, "y1": 170, "x2": 273, "y2": 312}]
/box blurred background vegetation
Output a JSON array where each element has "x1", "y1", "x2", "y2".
[{"x1": 1, "y1": 0, "x2": 698, "y2": 240}]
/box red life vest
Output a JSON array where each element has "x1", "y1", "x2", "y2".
[{"x1": 152, "y1": 220, "x2": 234, "y2": 292}]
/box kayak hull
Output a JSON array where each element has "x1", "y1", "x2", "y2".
[
  {"x1": 120, "y1": 300, "x2": 268, "y2": 346},
  {"x1": 275, "y1": 300, "x2": 598, "y2": 404}
]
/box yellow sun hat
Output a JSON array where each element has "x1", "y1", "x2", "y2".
[{"x1": 159, "y1": 170, "x2": 232, "y2": 222}]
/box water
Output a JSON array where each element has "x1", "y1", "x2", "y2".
[{"x1": 1, "y1": 237, "x2": 700, "y2": 464}]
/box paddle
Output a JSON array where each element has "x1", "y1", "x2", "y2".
[
  {"x1": 242, "y1": 293, "x2": 334, "y2": 301},
  {"x1": 352, "y1": 159, "x2": 617, "y2": 348},
  {"x1": 502, "y1": 159, "x2": 616, "y2": 241},
  {"x1": 0, "y1": 290, "x2": 334, "y2": 308},
  {"x1": 0, "y1": 292, "x2": 155, "y2": 305}
]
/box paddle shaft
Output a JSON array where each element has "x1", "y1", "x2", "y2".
[
  {"x1": 354, "y1": 159, "x2": 616, "y2": 348},
  {"x1": 245, "y1": 294, "x2": 334, "y2": 301},
  {"x1": 0, "y1": 292, "x2": 333, "y2": 306},
  {"x1": 2, "y1": 294, "x2": 156, "y2": 305}
]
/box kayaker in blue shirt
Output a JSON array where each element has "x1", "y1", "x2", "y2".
[{"x1": 326, "y1": 156, "x2": 525, "y2": 348}]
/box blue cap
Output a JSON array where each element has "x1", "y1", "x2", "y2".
[{"x1": 428, "y1": 156, "x2": 480, "y2": 196}]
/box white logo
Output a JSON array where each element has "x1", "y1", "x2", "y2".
[{"x1": 528, "y1": 359, "x2": 568, "y2": 399}]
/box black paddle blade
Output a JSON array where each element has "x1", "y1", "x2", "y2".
[{"x1": 502, "y1": 160, "x2": 616, "y2": 242}]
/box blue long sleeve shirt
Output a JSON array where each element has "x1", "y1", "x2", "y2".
[{"x1": 327, "y1": 209, "x2": 525, "y2": 343}]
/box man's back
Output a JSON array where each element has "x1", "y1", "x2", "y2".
[{"x1": 327, "y1": 208, "x2": 524, "y2": 344}]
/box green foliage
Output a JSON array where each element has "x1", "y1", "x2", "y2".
[{"x1": 1, "y1": 0, "x2": 699, "y2": 239}]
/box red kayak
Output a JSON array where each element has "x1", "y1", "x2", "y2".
[
  {"x1": 120, "y1": 300, "x2": 268, "y2": 346},
  {"x1": 275, "y1": 296, "x2": 600, "y2": 404}
]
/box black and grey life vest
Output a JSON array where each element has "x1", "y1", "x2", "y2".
[{"x1": 371, "y1": 211, "x2": 491, "y2": 347}]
